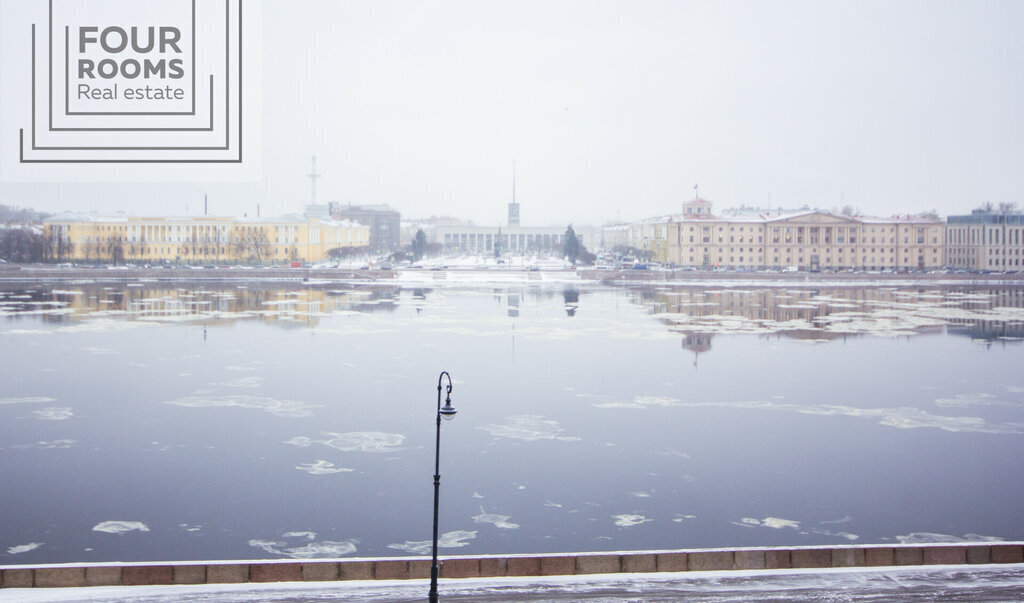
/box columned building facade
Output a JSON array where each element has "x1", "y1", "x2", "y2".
[
  {"x1": 43, "y1": 214, "x2": 369, "y2": 264},
  {"x1": 666, "y1": 211, "x2": 943, "y2": 271}
]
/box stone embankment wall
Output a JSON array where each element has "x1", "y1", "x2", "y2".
[
  {"x1": 2, "y1": 544, "x2": 1022, "y2": 589},
  {"x1": 0, "y1": 266, "x2": 393, "y2": 282},
  {"x1": 581, "y1": 268, "x2": 1024, "y2": 283}
]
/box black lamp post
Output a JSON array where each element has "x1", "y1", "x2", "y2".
[{"x1": 429, "y1": 371, "x2": 457, "y2": 603}]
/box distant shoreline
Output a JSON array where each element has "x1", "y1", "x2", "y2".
[{"x1": 0, "y1": 264, "x2": 1023, "y2": 286}]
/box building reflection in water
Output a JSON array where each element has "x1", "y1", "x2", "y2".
[
  {"x1": 2, "y1": 284, "x2": 404, "y2": 328},
  {"x1": 637, "y1": 286, "x2": 1024, "y2": 361},
  {"x1": 1, "y1": 284, "x2": 1021, "y2": 357}
]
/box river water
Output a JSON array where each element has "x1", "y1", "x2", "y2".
[{"x1": 1, "y1": 276, "x2": 1022, "y2": 564}]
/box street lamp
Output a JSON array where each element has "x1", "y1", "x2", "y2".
[{"x1": 429, "y1": 371, "x2": 457, "y2": 603}]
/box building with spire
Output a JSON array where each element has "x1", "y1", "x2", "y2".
[{"x1": 431, "y1": 201, "x2": 593, "y2": 253}]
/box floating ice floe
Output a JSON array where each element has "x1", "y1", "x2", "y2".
[
  {"x1": 57, "y1": 319, "x2": 151, "y2": 334},
  {"x1": 934, "y1": 393, "x2": 1012, "y2": 408},
  {"x1": 473, "y1": 507, "x2": 520, "y2": 529},
  {"x1": 36, "y1": 440, "x2": 76, "y2": 449},
  {"x1": 249, "y1": 534, "x2": 357, "y2": 558},
  {"x1": 0, "y1": 397, "x2": 56, "y2": 406},
  {"x1": 93, "y1": 521, "x2": 149, "y2": 534},
  {"x1": 218, "y1": 376, "x2": 266, "y2": 388},
  {"x1": 736, "y1": 517, "x2": 800, "y2": 530},
  {"x1": 285, "y1": 432, "x2": 406, "y2": 453},
  {"x1": 32, "y1": 407, "x2": 73, "y2": 421},
  {"x1": 387, "y1": 530, "x2": 477, "y2": 554},
  {"x1": 7, "y1": 542, "x2": 43, "y2": 554},
  {"x1": 613, "y1": 514, "x2": 652, "y2": 527},
  {"x1": 593, "y1": 396, "x2": 681, "y2": 410},
  {"x1": 296, "y1": 460, "x2": 354, "y2": 475},
  {"x1": 897, "y1": 532, "x2": 1004, "y2": 544},
  {"x1": 178, "y1": 524, "x2": 202, "y2": 532},
  {"x1": 476, "y1": 415, "x2": 580, "y2": 442},
  {"x1": 165, "y1": 395, "x2": 319, "y2": 418},
  {"x1": 635, "y1": 399, "x2": 1024, "y2": 435}
]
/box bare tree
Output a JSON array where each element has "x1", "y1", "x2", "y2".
[
  {"x1": 997, "y1": 202, "x2": 1019, "y2": 214},
  {"x1": 978, "y1": 202, "x2": 995, "y2": 213},
  {"x1": 233, "y1": 228, "x2": 269, "y2": 264},
  {"x1": 50, "y1": 232, "x2": 74, "y2": 262},
  {"x1": 107, "y1": 235, "x2": 125, "y2": 264}
]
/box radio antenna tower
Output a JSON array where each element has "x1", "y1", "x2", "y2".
[{"x1": 307, "y1": 155, "x2": 322, "y2": 205}]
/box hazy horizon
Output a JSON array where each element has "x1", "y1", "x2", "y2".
[{"x1": 2, "y1": 0, "x2": 1022, "y2": 226}]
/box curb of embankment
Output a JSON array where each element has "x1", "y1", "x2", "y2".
[{"x1": 2, "y1": 543, "x2": 1023, "y2": 589}]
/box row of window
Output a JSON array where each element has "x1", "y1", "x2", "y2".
[
  {"x1": 683, "y1": 256, "x2": 930, "y2": 266},
  {"x1": 682, "y1": 247, "x2": 940, "y2": 254}
]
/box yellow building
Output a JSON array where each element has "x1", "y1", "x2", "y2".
[
  {"x1": 658, "y1": 202, "x2": 944, "y2": 271},
  {"x1": 43, "y1": 213, "x2": 370, "y2": 264}
]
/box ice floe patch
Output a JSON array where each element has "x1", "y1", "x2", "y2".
[
  {"x1": 248, "y1": 533, "x2": 357, "y2": 558},
  {"x1": 32, "y1": 407, "x2": 73, "y2": 421},
  {"x1": 655, "y1": 399, "x2": 1024, "y2": 435},
  {"x1": 735, "y1": 517, "x2": 801, "y2": 530},
  {"x1": 825, "y1": 531, "x2": 860, "y2": 541},
  {"x1": 387, "y1": 530, "x2": 477, "y2": 555},
  {"x1": 178, "y1": 524, "x2": 202, "y2": 532},
  {"x1": 631, "y1": 491, "x2": 652, "y2": 498},
  {"x1": 0, "y1": 397, "x2": 56, "y2": 406},
  {"x1": 473, "y1": 507, "x2": 520, "y2": 529},
  {"x1": 896, "y1": 532, "x2": 1004, "y2": 544},
  {"x1": 613, "y1": 514, "x2": 652, "y2": 527},
  {"x1": 7, "y1": 439, "x2": 77, "y2": 450},
  {"x1": 285, "y1": 432, "x2": 406, "y2": 453},
  {"x1": 7, "y1": 542, "x2": 43, "y2": 554},
  {"x1": 593, "y1": 395, "x2": 681, "y2": 409},
  {"x1": 296, "y1": 460, "x2": 354, "y2": 475},
  {"x1": 218, "y1": 376, "x2": 266, "y2": 388},
  {"x1": 93, "y1": 521, "x2": 149, "y2": 534},
  {"x1": 165, "y1": 395, "x2": 319, "y2": 418},
  {"x1": 934, "y1": 393, "x2": 1013, "y2": 408},
  {"x1": 476, "y1": 415, "x2": 580, "y2": 442},
  {"x1": 57, "y1": 319, "x2": 151, "y2": 334}
]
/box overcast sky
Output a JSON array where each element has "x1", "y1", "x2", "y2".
[{"x1": 2, "y1": 0, "x2": 1023, "y2": 226}]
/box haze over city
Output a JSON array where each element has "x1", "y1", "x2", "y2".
[{"x1": 1, "y1": 0, "x2": 1022, "y2": 224}]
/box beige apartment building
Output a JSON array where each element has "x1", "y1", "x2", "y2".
[
  {"x1": 945, "y1": 211, "x2": 1024, "y2": 271},
  {"x1": 43, "y1": 213, "x2": 369, "y2": 264},
  {"x1": 637, "y1": 200, "x2": 944, "y2": 271}
]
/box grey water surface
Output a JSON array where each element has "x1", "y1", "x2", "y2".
[{"x1": 1, "y1": 281, "x2": 1022, "y2": 564}]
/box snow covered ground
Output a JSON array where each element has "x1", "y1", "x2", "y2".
[{"x1": 3, "y1": 565, "x2": 1024, "y2": 602}]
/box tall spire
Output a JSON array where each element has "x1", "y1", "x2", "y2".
[
  {"x1": 307, "y1": 155, "x2": 322, "y2": 205},
  {"x1": 508, "y1": 160, "x2": 520, "y2": 226}
]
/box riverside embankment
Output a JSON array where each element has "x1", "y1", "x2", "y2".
[{"x1": 3, "y1": 543, "x2": 1023, "y2": 589}]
